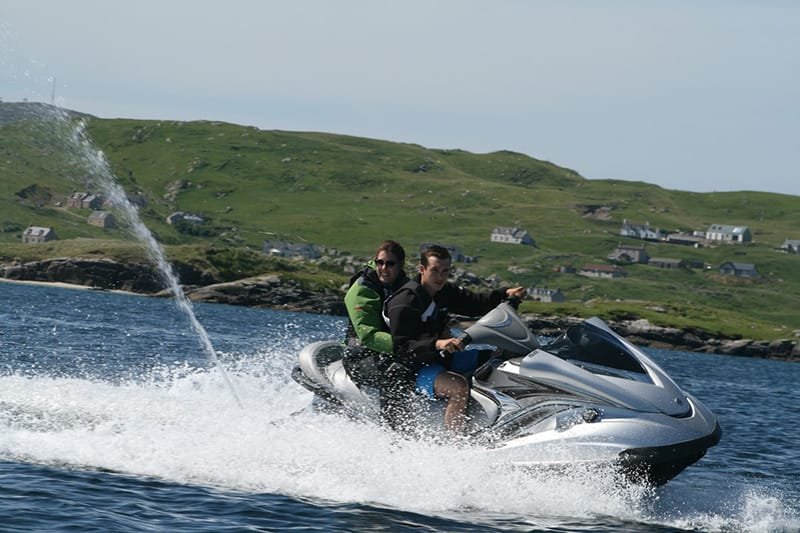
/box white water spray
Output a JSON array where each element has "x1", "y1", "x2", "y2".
[{"x1": 54, "y1": 109, "x2": 242, "y2": 407}]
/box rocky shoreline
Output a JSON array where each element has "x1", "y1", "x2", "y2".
[{"x1": 3, "y1": 257, "x2": 797, "y2": 361}]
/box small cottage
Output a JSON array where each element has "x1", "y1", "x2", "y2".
[
  {"x1": 780, "y1": 239, "x2": 800, "y2": 254},
  {"x1": 608, "y1": 244, "x2": 649, "y2": 264},
  {"x1": 578, "y1": 264, "x2": 627, "y2": 279},
  {"x1": 67, "y1": 192, "x2": 88, "y2": 208},
  {"x1": 490, "y1": 227, "x2": 535, "y2": 246},
  {"x1": 80, "y1": 194, "x2": 104, "y2": 210},
  {"x1": 87, "y1": 210, "x2": 116, "y2": 229},
  {"x1": 22, "y1": 226, "x2": 58, "y2": 243},
  {"x1": 527, "y1": 287, "x2": 566, "y2": 303},
  {"x1": 719, "y1": 261, "x2": 759, "y2": 278}
]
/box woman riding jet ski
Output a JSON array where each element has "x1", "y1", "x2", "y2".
[{"x1": 292, "y1": 303, "x2": 721, "y2": 485}]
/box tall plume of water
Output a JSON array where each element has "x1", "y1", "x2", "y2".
[{"x1": 47, "y1": 107, "x2": 243, "y2": 407}]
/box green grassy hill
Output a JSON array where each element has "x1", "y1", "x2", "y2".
[{"x1": 2, "y1": 102, "x2": 799, "y2": 340}]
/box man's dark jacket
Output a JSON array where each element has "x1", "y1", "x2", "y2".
[{"x1": 383, "y1": 278, "x2": 507, "y2": 371}]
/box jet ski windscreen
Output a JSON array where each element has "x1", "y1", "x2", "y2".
[{"x1": 544, "y1": 323, "x2": 647, "y2": 375}]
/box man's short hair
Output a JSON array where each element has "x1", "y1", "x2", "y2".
[{"x1": 420, "y1": 244, "x2": 451, "y2": 266}]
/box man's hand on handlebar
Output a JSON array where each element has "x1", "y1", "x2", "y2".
[{"x1": 435, "y1": 337, "x2": 464, "y2": 354}]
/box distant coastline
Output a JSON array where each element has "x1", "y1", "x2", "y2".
[{"x1": 3, "y1": 273, "x2": 796, "y2": 362}]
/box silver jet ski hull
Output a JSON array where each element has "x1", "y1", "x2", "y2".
[{"x1": 292, "y1": 304, "x2": 721, "y2": 485}]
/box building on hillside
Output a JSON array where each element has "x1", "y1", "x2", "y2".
[
  {"x1": 527, "y1": 287, "x2": 566, "y2": 303},
  {"x1": 81, "y1": 194, "x2": 103, "y2": 209},
  {"x1": 22, "y1": 226, "x2": 58, "y2": 243},
  {"x1": 608, "y1": 244, "x2": 649, "y2": 264},
  {"x1": 419, "y1": 242, "x2": 464, "y2": 262},
  {"x1": 490, "y1": 227, "x2": 535, "y2": 246},
  {"x1": 779, "y1": 239, "x2": 800, "y2": 254},
  {"x1": 619, "y1": 220, "x2": 663, "y2": 241},
  {"x1": 87, "y1": 210, "x2": 116, "y2": 229},
  {"x1": 67, "y1": 192, "x2": 89, "y2": 208},
  {"x1": 648, "y1": 257, "x2": 686, "y2": 269},
  {"x1": 263, "y1": 240, "x2": 321, "y2": 259},
  {"x1": 706, "y1": 224, "x2": 752, "y2": 243},
  {"x1": 665, "y1": 232, "x2": 705, "y2": 247},
  {"x1": 578, "y1": 264, "x2": 627, "y2": 279},
  {"x1": 166, "y1": 211, "x2": 205, "y2": 225},
  {"x1": 719, "y1": 261, "x2": 759, "y2": 278}
]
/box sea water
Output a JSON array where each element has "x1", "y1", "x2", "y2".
[{"x1": 1, "y1": 281, "x2": 798, "y2": 532}]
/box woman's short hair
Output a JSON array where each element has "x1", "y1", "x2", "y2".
[{"x1": 375, "y1": 240, "x2": 405, "y2": 264}]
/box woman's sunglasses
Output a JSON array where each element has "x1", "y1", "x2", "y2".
[{"x1": 375, "y1": 259, "x2": 397, "y2": 267}]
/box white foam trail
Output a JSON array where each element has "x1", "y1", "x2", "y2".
[
  {"x1": 1, "y1": 350, "x2": 797, "y2": 531},
  {"x1": 37, "y1": 108, "x2": 242, "y2": 408},
  {"x1": 0, "y1": 346, "x2": 650, "y2": 520}
]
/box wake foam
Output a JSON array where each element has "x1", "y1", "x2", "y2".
[{"x1": 1, "y1": 348, "x2": 797, "y2": 531}]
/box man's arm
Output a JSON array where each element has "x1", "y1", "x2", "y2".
[
  {"x1": 344, "y1": 282, "x2": 393, "y2": 353},
  {"x1": 441, "y1": 284, "x2": 508, "y2": 317}
]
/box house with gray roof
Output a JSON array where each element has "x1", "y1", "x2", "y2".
[
  {"x1": 706, "y1": 224, "x2": 752, "y2": 243},
  {"x1": 719, "y1": 261, "x2": 759, "y2": 278},
  {"x1": 87, "y1": 210, "x2": 116, "y2": 229},
  {"x1": 608, "y1": 244, "x2": 649, "y2": 264}
]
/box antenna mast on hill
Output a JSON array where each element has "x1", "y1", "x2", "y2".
[{"x1": 50, "y1": 77, "x2": 56, "y2": 105}]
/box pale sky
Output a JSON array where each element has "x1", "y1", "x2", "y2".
[{"x1": 3, "y1": 1, "x2": 799, "y2": 196}]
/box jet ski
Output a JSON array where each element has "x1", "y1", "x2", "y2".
[{"x1": 291, "y1": 303, "x2": 721, "y2": 485}]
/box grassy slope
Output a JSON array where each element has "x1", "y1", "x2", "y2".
[{"x1": 1, "y1": 106, "x2": 798, "y2": 340}]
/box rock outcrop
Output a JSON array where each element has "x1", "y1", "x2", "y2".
[
  {"x1": 182, "y1": 275, "x2": 345, "y2": 315},
  {"x1": 2, "y1": 257, "x2": 164, "y2": 292}
]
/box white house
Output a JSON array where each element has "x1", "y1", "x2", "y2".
[
  {"x1": 527, "y1": 287, "x2": 566, "y2": 303},
  {"x1": 619, "y1": 220, "x2": 663, "y2": 241},
  {"x1": 780, "y1": 239, "x2": 800, "y2": 254},
  {"x1": 490, "y1": 227, "x2": 535, "y2": 246},
  {"x1": 706, "y1": 224, "x2": 752, "y2": 243}
]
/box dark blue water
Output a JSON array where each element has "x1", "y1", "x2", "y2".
[{"x1": 1, "y1": 281, "x2": 798, "y2": 532}]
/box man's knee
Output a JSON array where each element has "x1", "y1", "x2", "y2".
[{"x1": 435, "y1": 371, "x2": 469, "y2": 398}]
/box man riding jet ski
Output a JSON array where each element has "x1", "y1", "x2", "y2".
[{"x1": 292, "y1": 302, "x2": 721, "y2": 486}]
